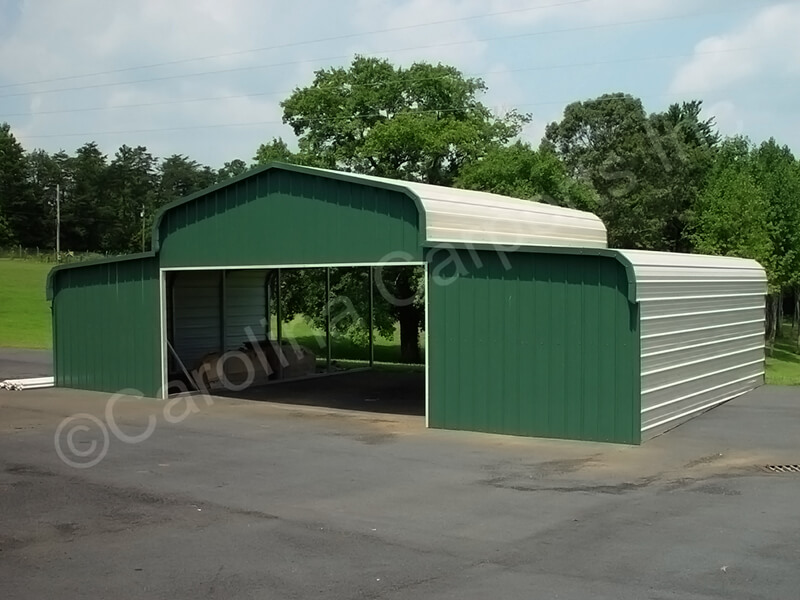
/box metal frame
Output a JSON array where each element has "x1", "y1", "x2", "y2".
[{"x1": 159, "y1": 262, "x2": 428, "y2": 425}]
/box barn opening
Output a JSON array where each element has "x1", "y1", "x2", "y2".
[{"x1": 163, "y1": 263, "x2": 427, "y2": 418}]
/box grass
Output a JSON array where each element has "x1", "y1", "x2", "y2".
[
  {"x1": 766, "y1": 327, "x2": 800, "y2": 386},
  {"x1": 0, "y1": 259, "x2": 52, "y2": 348},
  {"x1": 275, "y1": 315, "x2": 419, "y2": 365}
]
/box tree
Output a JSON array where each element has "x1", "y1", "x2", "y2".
[
  {"x1": 544, "y1": 94, "x2": 718, "y2": 250},
  {"x1": 253, "y1": 137, "x2": 297, "y2": 165},
  {"x1": 105, "y1": 145, "x2": 158, "y2": 252},
  {"x1": 158, "y1": 154, "x2": 216, "y2": 205},
  {"x1": 282, "y1": 56, "x2": 529, "y2": 185},
  {"x1": 59, "y1": 142, "x2": 109, "y2": 252},
  {"x1": 26, "y1": 149, "x2": 64, "y2": 250},
  {"x1": 0, "y1": 207, "x2": 14, "y2": 247},
  {"x1": 455, "y1": 141, "x2": 598, "y2": 212},
  {"x1": 0, "y1": 123, "x2": 37, "y2": 247},
  {"x1": 280, "y1": 56, "x2": 528, "y2": 360},
  {"x1": 217, "y1": 159, "x2": 248, "y2": 181}
]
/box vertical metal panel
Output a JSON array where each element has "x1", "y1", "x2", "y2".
[
  {"x1": 172, "y1": 271, "x2": 222, "y2": 371},
  {"x1": 617, "y1": 250, "x2": 768, "y2": 439},
  {"x1": 51, "y1": 257, "x2": 161, "y2": 397},
  {"x1": 428, "y1": 250, "x2": 640, "y2": 444},
  {"x1": 158, "y1": 170, "x2": 422, "y2": 267},
  {"x1": 224, "y1": 270, "x2": 267, "y2": 350}
]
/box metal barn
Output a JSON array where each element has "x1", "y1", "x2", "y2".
[{"x1": 47, "y1": 163, "x2": 767, "y2": 444}]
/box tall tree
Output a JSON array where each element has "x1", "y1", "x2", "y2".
[
  {"x1": 0, "y1": 123, "x2": 36, "y2": 247},
  {"x1": 59, "y1": 142, "x2": 108, "y2": 252},
  {"x1": 282, "y1": 56, "x2": 529, "y2": 185},
  {"x1": 105, "y1": 145, "x2": 157, "y2": 252},
  {"x1": 26, "y1": 149, "x2": 64, "y2": 250},
  {"x1": 253, "y1": 137, "x2": 298, "y2": 165},
  {"x1": 543, "y1": 94, "x2": 718, "y2": 250},
  {"x1": 455, "y1": 141, "x2": 598, "y2": 212},
  {"x1": 158, "y1": 154, "x2": 216, "y2": 206},
  {"x1": 280, "y1": 56, "x2": 528, "y2": 361},
  {"x1": 217, "y1": 159, "x2": 248, "y2": 181}
]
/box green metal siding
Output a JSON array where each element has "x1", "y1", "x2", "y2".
[
  {"x1": 52, "y1": 257, "x2": 161, "y2": 397},
  {"x1": 158, "y1": 170, "x2": 422, "y2": 267},
  {"x1": 427, "y1": 249, "x2": 641, "y2": 444}
]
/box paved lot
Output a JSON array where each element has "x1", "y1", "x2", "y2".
[
  {"x1": 0, "y1": 348, "x2": 51, "y2": 380},
  {"x1": 0, "y1": 379, "x2": 798, "y2": 599}
]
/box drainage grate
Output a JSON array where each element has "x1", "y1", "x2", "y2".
[{"x1": 763, "y1": 465, "x2": 800, "y2": 473}]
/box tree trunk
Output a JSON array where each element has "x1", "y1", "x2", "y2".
[
  {"x1": 395, "y1": 269, "x2": 422, "y2": 364},
  {"x1": 398, "y1": 304, "x2": 422, "y2": 364},
  {"x1": 776, "y1": 291, "x2": 784, "y2": 338},
  {"x1": 796, "y1": 287, "x2": 800, "y2": 351},
  {"x1": 765, "y1": 294, "x2": 776, "y2": 355}
]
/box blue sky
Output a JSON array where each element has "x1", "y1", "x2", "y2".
[{"x1": 0, "y1": 0, "x2": 797, "y2": 167}]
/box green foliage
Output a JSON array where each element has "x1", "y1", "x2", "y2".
[
  {"x1": 0, "y1": 208, "x2": 15, "y2": 246},
  {"x1": 253, "y1": 137, "x2": 297, "y2": 165},
  {"x1": 544, "y1": 95, "x2": 718, "y2": 250},
  {"x1": 281, "y1": 55, "x2": 529, "y2": 185},
  {"x1": 690, "y1": 137, "x2": 775, "y2": 284},
  {"x1": 0, "y1": 123, "x2": 37, "y2": 247},
  {"x1": 217, "y1": 159, "x2": 248, "y2": 181},
  {"x1": 277, "y1": 266, "x2": 425, "y2": 364},
  {"x1": 455, "y1": 141, "x2": 598, "y2": 212}
]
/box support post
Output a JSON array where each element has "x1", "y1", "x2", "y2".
[
  {"x1": 219, "y1": 270, "x2": 227, "y2": 354},
  {"x1": 326, "y1": 267, "x2": 332, "y2": 372},
  {"x1": 276, "y1": 269, "x2": 283, "y2": 379},
  {"x1": 55, "y1": 184, "x2": 60, "y2": 263},
  {"x1": 368, "y1": 266, "x2": 374, "y2": 368}
]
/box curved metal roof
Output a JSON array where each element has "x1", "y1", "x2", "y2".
[
  {"x1": 317, "y1": 169, "x2": 609, "y2": 249},
  {"x1": 615, "y1": 249, "x2": 768, "y2": 302}
]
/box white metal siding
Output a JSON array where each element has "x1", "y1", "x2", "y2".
[
  {"x1": 224, "y1": 270, "x2": 267, "y2": 351},
  {"x1": 617, "y1": 250, "x2": 767, "y2": 439},
  {"x1": 317, "y1": 168, "x2": 608, "y2": 249},
  {"x1": 173, "y1": 271, "x2": 221, "y2": 370}
]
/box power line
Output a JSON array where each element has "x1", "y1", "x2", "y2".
[
  {"x1": 0, "y1": 45, "x2": 772, "y2": 119},
  {"x1": 18, "y1": 86, "x2": 751, "y2": 141},
  {"x1": 0, "y1": 5, "x2": 759, "y2": 100},
  {"x1": 0, "y1": 0, "x2": 588, "y2": 90}
]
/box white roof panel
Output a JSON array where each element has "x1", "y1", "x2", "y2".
[{"x1": 616, "y1": 249, "x2": 768, "y2": 301}]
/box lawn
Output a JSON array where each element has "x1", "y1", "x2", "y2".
[
  {"x1": 766, "y1": 330, "x2": 800, "y2": 386},
  {"x1": 275, "y1": 315, "x2": 420, "y2": 365},
  {"x1": 0, "y1": 259, "x2": 52, "y2": 348}
]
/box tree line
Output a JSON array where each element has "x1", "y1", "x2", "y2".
[{"x1": 1, "y1": 56, "x2": 798, "y2": 352}]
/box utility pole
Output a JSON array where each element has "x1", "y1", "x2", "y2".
[
  {"x1": 55, "y1": 184, "x2": 61, "y2": 263},
  {"x1": 140, "y1": 205, "x2": 146, "y2": 252}
]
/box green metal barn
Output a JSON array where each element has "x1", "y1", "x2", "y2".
[{"x1": 47, "y1": 163, "x2": 767, "y2": 444}]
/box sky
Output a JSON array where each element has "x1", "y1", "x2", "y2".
[{"x1": 0, "y1": 0, "x2": 798, "y2": 168}]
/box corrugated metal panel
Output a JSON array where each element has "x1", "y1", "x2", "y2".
[
  {"x1": 428, "y1": 250, "x2": 640, "y2": 444},
  {"x1": 315, "y1": 168, "x2": 608, "y2": 249},
  {"x1": 224, "y1": 270, "x2": 267, "y2": 350},
  {"x1": 51, "y1": 257, "x2": 161, "y2": 397},
  {"x1": 616, "y1": 250, "x2": 768, "y2": 439},
  {"x1": 172, "y1": 271, "x2": 221, "y2": 370},
  {"x1": 158, "y1": 169, "x2": 423, "y2": 268}
]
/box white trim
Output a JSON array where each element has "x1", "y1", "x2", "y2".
[
  {"x1": 641, "y1": 318, "x2": 766, "y2": 340},
  {"x1": 424, "y1": 262, "x2": 430, "y2": 428},
  {"x1": 641, "y1": 390, "x2": 751, "y2": 432},
  {"x1": 641, "y1": 332, "x2": 765, "y2": 358},
  {"x1": 161, "y1": 261, "x2": 426, "y2": 271},
  {"x1": 641, "y1": 345, "x2": 765, "y2": 377},
  {"x1": 638, "y1": 292, "x2": 767, "y2": 302},
  {"x1": 159, "y1": 270, "x2": 167, "y2": 400},
  {"x1": 641, "y1": 358, "x2": 765, "y2": 395},
  {"x1": 640, "y1": 305, "x2": 765, "y2": 321},
  {"x1": 641, "y1": 372, "x2": 764, "y2": 414}
]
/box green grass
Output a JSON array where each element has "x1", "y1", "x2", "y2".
[
  {"x1": 276, "y1": 315, "x2": 419, "y2": 365},
  {"x1": 0, "y1": 259, "x2": 53, "y2": 348},
  {"x1": 766, "y1": 328, "x2": 800, "y2": 386}
]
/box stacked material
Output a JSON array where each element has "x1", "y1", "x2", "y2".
[{"x1": 0, "y1": 377, "x2": 54, "y2": 391}]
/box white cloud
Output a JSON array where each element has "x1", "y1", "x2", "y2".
[{"x1": 669, "y1": 3, "x2": 800, "y2": 95}]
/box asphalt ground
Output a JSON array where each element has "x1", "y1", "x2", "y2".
[{"x1": 0, "y1": 350, "x2": 798, "y2": 599}]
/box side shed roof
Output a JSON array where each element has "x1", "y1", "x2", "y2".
[{"x1": 616, "y1": 249, "x2": 768, "y2": 302}]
